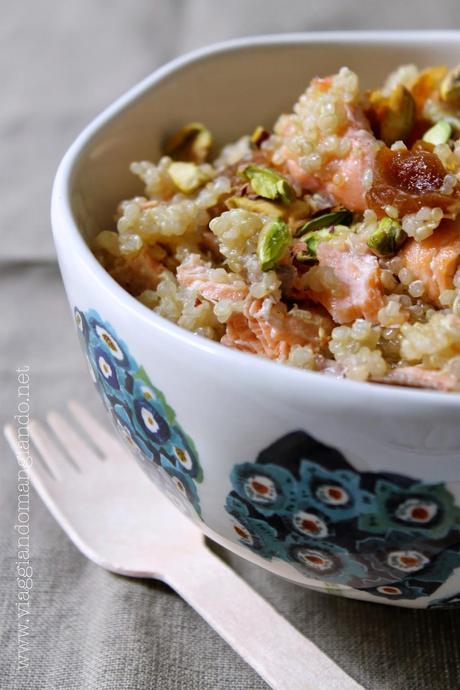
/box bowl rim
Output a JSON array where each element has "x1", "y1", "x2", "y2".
[{"x1": 51, "y1": 30, "x2": 460, "y2": 408}]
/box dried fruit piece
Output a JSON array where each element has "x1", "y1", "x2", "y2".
[
  {"x1": 242, "y1": 165, "x2": 295, "y2": 204},
  {"x1": 367, "y1": 217, "x2": 407, "y2": 257},
  {"x1": 257, "y1": 218, "x2": 290, "y2": 271},
  {"x1": 165, "y1": 122, "x2": 212, "y2": 162}
]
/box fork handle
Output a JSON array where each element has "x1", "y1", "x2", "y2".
[{"x1": 165, "y1": 547, "x2": 364, "y2": 690}]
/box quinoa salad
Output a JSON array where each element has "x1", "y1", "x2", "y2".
[{"x1": 92, "y1": 64, "x2": 460, "y2": 391}]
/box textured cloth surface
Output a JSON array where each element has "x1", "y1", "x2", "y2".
[{"x1": 2, "y1": 2, "x2": 460, "y2": 689}]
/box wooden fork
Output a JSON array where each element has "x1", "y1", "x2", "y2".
[{"x1": 4, "y1": 400, "x2": 364, "y2": 690}]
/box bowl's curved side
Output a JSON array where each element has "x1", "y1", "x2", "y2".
[{"x1": 52, "y1": 33, "x2": 460, "y2": 609}]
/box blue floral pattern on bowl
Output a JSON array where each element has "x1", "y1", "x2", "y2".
[
  {"x1": 225, "y1": 431, "x2": 460, "y2": 603},
  {"x1": 74, "y1": 307, "x2": 203, "y2": 517}
]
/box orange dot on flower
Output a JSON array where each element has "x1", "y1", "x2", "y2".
[
  {"x1": 252, "y1": 481, "x2": 269, "y2": 494},
  {"x1": 302, "y1": 519, "x2": 320, "y2": 533},
  {"x1": 411, "y1": 507, "x2": 429, "y2": 521}
]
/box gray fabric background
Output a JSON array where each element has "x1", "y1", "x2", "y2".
[{"x1": 2, "y1": 2, "x2": 460, "y2": 688}]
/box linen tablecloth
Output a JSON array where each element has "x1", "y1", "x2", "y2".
[{"x1": 2, "y1": 2, "x2": 460, "y2": 688}]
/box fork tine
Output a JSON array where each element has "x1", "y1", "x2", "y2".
[
  {"x1": 47, "y1": 411, "x2": 100, "y2": 472},
  {"x1": 3, "y1": 422, "x2": 63, "y2": 516},
  {"x1": 68, "y1": 400, "x2": 122, "y2": 458},
  {"x1": 4, "y1": 421, "x2": 65, "y2": 482}
]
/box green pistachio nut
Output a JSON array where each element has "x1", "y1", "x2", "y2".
[
  {"x1": 257, "y1": 218, "x2": 290, "y2": 271},
  {"x1": 367, "y1": 217, "x2": 407, "y2": 257},
  {"x1": 225, "y1": 196, "x2": 283, "y2": 217},
  {"x1": 165, "y1": 122, "x2": 212, "y2": 162},
  {"x1": 422, "y1": 119, "x2": 452, "y2": 146},
  {"x1": 296, "y1": 209, "x2": 353, "y2": 237},
  {"x1": 168, "y1": 162, "x2": 209, "y2": 193},
  {"x1": 296, "y1": 227, "x2": 334, "y2": 262},
  {"x1": 242, "y1": 165, "x2": 295, "y2": 204},
  {"x1": 440, "y1": 66, "x2": 460, "y2": 103}
]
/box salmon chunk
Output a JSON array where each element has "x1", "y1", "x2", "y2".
[
  {"x1": 377, "y1": 365, "x2": 460, "y2": 391},
  {"x1": 110, "y1": 248, "x2": 165, "y2": 294},
  {"x1": 222, "y1": 298, "x2": 332, "y2": 361},
  {"x1": 274, "y1": 70, "x2": 380, "y2": 211},
  {"x1": 177, "y1": 253, "x2": 248, "y2": 303},
  {"x1": 307, "y1": 241, "x2": 384, "y2": 324},
  {"x1": 398, "y1": 219, "x2": 460, "y2": 304}
]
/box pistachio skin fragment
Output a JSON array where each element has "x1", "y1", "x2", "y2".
[
  {"x1": 165, "y1": 122, "x2": 212, "y2": 162},
  {"x1": 296, "y1": 209, "x2": 353, "y2": 237},
  {"x1": 168, "y1": 162, "x2": 209, "y2": 193},
  {"x1": 257, "y1": 218, "x2": 290, "y2": 271},
  {"x1": 250, "y1": 126, "x2": 270, "y2": 148},
  {"x1": 367, "y1": 85, "x2": 415, "y2": 146},
  {"x1": 296, "y1": 227, "x2": 334, "y2": 263},
  {"x1": 225, "y1": 197, "x2": 310, "y2": 222},
  {"x1": 367, "y1": 217, "x2": 407, "y2": 257},
  {"x1": 422, "y1": 119, "x2": 452, "y2": 146},
  {"x1": 440, "y1": 65, "x2": 460, "y2": 103},
  {"x1": 242, "y1": 165, "x2": 295, "y2": 205},
  {"x1": 225, "y1": 196, "x2": 283, "y2": 217}
]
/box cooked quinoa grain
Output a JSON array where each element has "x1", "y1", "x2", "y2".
[{"x1": 92, "y1": 63, "x2": 460, "y2": 392}]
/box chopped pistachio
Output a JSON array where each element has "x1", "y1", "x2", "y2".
[
  {"x1": 296, "y1": 209, "x2": 353, "y2": 237},
  {"x1": 367, "y1": 217, "x2": 407, "y2": 257},
  {"x1": 225, "y1": 196, "x2": 283, "y2": 217},
  {"x1": 165, "y1": 122, "x2": 212, "y2": 162},
  {"x1": 250, "y1": 126, "x2": 270, "y2": 148},
  {"x1": 368, "y1": 85, "x2": 415, "y2": 146},
  {"x1": 422, "y1": 119, "x2": 452, "y2": 146},
  {"x1": 242, "y1": 165, "x2": 294, "y2": 204},
  {"x1": 296, "y1": 227, "x2": 334, "y2": 263},
  {"x1": 168, "y1": 162, "x2": 209, "y2": 193},
  {"x1": 440, "y1": 65, "x2": 460, "y2": 103},
  {"x1": 257, "y1": 218, "x2": 290, "y2": 271},
  {"x1": 288, "y1": 199, "x2": 311, "y2": 220}
]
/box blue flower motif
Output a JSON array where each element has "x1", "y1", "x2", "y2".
[
  {"x1": 133, "y1": 397, "x2": 170, "y2": 445},
  {"x1": 285, "y1": 505, "x2": 332, "y2": 541},
  {"x1": 359, "y1": 479, "x2": 460, "y2": 539},
  {"x1": 297, "y1": 460, "x2": 375, "y2": 523},
  {"x1": 73, "y1": 307, "x2": 203, "y2": 518},
  {"x1": 284, "y1": 534, "x2": 369, "y2": 586},
  {"x1": 224, "y1": 430, "x2": 460, "y2": 603},
  {"x1": 87, "y1": 314, "x2": 137, "y2": 371},
  {"x1": 91, "y1": 346, "x2": 121, "y2": 391},
  {"x1": 74, "y1": 307, "x2": 89, "y2": 343},
  {"x1": 168, "y1": 426, "x2": 203, "y2": 482},
  {"x1": 225, "y1": 496, "x2": 279, "y2": 559},
  {"x1": 357, "y1": 532, "x2": 460, "y2": 589},
  {"x1": 230, "y1": 463, "x2": 297, "y2": 516},
  {"x1": 110, "y1": 402, "x2": 159, "y2": 464},
  {"x1": 160, "y1": 454, "x2": 201, "y2": 516},
  {"x1": 362, "y1": 581, "x2": 426, "y2": 601}
]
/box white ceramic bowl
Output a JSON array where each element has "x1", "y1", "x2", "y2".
[{"x1": 52, "y1": 32, "x2": 460, "y2": 609}]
